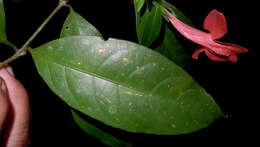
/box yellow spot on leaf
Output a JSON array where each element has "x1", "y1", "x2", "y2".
[
  {"x1": 171, "y1": 124, "x2": 176, "y2": 128},
  {"x1": 122, "y1": 57, "x2": 129, "y2": 62},
  {"x1": 98, "y1": 48, "x2": 106, "y2": 54},
  {"x1": 124, "y1": 91, "x2": 144, "y2": 96}
]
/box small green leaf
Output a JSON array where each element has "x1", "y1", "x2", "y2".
[
  {"x1": 31, "y1": 36, "x2": 223, "y2": 135},
  {"x1": 155, "y1": 25, "x2": 191, "y2": 69},
  {"x1": 136, "y1": 3, "x2": 162, "y2": 46},
  {"x1": 0, "y1": 0, "x2": 7, "y2": 42},
  {"x1": 134, "y1": 0, "x2": 145, "y2": 12},
  {"x1": 60, "y1": 9, "x2": 102, "y2": 38},
  {"x1": 72, "y1": 110, "x2": 131, "y2": 147}
]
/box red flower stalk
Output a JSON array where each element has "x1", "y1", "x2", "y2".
[{"x1": 166, "y1": 9, "x2": 249, "y2": 62}]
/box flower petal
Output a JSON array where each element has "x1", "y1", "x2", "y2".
[
  {"x1": 166, "y1": 10, "x2": 212, "y2": 46},
  {"x1": 204, "y1": 9, "x2": 228, "y2": 40},
  {"x1": 166, "y1": 9, "x2": 249, "y2": 62},
  {"x1": 192, "y1": 47, "x2": 238, "y2": 62},
  {"x1": 215, "y1": 41, "x2": 249, "y2": 54},
  {"x1": 192, "y1": 47, "x2": 207, "y2": 59},
  {"x1": 226, "y1": 55, "x2": 238, "y2": 63},
  {"x1": 204, "y1": 50, "x2": 230, "y2": 62}
]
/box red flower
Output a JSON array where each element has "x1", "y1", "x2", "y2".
[{"x1": 166, "y1": 9, "x2": 249, "y2": 62}]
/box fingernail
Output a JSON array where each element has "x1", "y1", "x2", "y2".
[
  {"x1": 6, "y1": 66, "x2": 15, "y2": 77},
  {"x1": 0, "y1": 77, "x2": 8, "y2": 97}
]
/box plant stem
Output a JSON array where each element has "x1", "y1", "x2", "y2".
[
  {"x1": 0, "y1": 0, "x2": 67, "y2": 67},
  {"x1": 3, "y1": 41, "x2": 19, "y2": 51}
]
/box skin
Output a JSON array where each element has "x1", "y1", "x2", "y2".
[{"x1": 0, "y1": 66, "x2": 30, "y2": 147}]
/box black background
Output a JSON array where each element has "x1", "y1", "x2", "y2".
[{"x1": 1, "y1": 0, "x2": 259, "y2": 146}]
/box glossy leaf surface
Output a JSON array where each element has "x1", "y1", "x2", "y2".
[
  {"x1": 0, "y1": 0, "x2": 7, "y2": 42},
  {"x1": 31, "y1": 36, "x2": 223, "y2": 135},
  {"x1": 72, "y1": 110, "x2": 131, "y2": 147},
  {"x1": 61, "y1": 10, "x2": 130, "y2": 145},
  {"x1": 136, "y1": 3, "x2": 162, "y2": 46}
]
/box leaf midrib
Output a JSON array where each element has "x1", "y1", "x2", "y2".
[{"x1": 40, "y1": 54, "x2": 149, "y2": 97}]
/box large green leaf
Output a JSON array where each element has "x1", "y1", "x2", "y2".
[
  {"x1": 72, "y1": 110, "x2": 131, "y2": 147},
  {"x1": 155, "y1": 25, "x2": 191, "y2": 69},
  {"x1": 61, "y1": 10, "x2": 130, "y2": 146},
  {"x1": 31, "y1": 36, "x2": 223, "y2": 135},
  {"x1": 0, "y1": 0, "x2": 7, "y2": 42},
  {"x1": 60, "y1": 9, "x2": 102, "y2": 38},
  {"x1": 136, "y1": 3, "x2": 162, "y2": 46}
]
